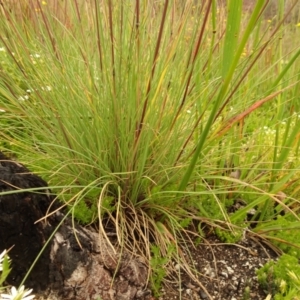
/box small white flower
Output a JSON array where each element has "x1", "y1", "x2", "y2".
[
  {"x1": 0, "y1": 249, "x2": 7, "y2": 271},
  {"x1": 0, "y1": 47, "x2": 5, "y2": 52},
  {"x1": 0, "y1": 285, "x2": 35, "y2": 300},
  {"x1": 186, "y1": 110, "x2": 191, "y2": 114},
  {"x1": 0, "y1": 109, "x2": 5, "y2": 113},
  {"x1": 41, "y1": 86, "x2": 51, "y2": 91},
  {"x1": 30, "y1": 54, "x2": 40, "y2": 59},
  {"x1": 280, "y1": 59, "x2": 288, "y2": 65},
  {"x1": 17, "y1": 95, "x2": 29, "y2": 101}
]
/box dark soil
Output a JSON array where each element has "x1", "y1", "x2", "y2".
[{"x1": 158, "y1": 233, "x2": 278, "y2": 300}]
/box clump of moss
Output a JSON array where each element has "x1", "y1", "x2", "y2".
[
  {"x1": 257, "y1": 254, "x2": 300, "y2": 299},
  {"x1": 215, "y1": 227, "x2": 244, "y2": 243}
]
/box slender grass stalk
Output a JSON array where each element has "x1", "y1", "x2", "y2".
[{"x1": 179, "y1": 0, "x2": 267, "y2": 191}]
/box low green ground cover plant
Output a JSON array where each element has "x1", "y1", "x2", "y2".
[
  {"x1": 257, "y1": 254, "x2": 300, "y2": 299},
  {"x1": 1, "y1": 0, "x2": 300, "y2": 297}
]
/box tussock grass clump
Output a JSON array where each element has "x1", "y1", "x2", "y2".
[{"x1": 1, "y1": 0, "x2": 300, "y2": 296}]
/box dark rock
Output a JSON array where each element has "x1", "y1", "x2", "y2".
[{"x1": 0, "y1": 152, "x2": 55, "y2": 290}]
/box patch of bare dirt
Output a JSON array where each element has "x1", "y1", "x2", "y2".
[{"x1": 158, "y1": 233, "x2": 278, "y2": 300}]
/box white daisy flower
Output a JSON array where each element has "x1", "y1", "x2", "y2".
[{"x1": 0, "y1": 285, "x2": 35, "y2": 300}]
